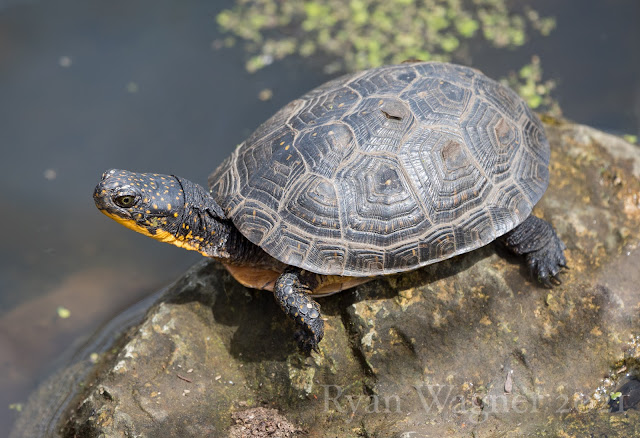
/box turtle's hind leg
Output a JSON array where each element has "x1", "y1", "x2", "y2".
[
  {"x1": 274, "y1": 268, "x2": 324, "y2": 353},
  {"x1": 502, "y1": 215, "x2": 567, "y2": 287}
]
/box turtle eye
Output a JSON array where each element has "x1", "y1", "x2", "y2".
[{"x1": 114, "y1": 195, "x2": 136, "y2": 208}]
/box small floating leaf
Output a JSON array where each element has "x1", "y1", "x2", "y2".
[{"x1": 57, "y1": 306, "x2": 71, "y2": 319}]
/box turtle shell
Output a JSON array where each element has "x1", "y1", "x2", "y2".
[{"x1": 209, "y1": 62, "x2": 550, "y2": 277}]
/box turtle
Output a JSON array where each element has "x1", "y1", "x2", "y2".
[{"x1": 93, "y1": 61, "x2": 567, "y2": 352}]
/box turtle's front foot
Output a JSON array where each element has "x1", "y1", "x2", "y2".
[
  {"x1": 503, "y1": 215, "x2": 567, "y2": 287},
  {"x1": 293, "y1": 319, "x2": 324, "y2": 353},
  {"x1": 274, "y1": 270, "x2": 324, "y2": 353}
]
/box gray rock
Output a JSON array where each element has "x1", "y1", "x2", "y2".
[{"x1": 23, "y1": 121, "x2": 640, "y2": 437}]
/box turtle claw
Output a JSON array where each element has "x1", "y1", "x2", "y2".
[
  {"x1": 294, "y1": 323, "x2": 323, "y2": 354},
  {"x1": 504, "y1": 215, "x2": 567, "y2": 288},
  {"x1": 525, "y1": 243, "x2": 567, "y2": 288}
]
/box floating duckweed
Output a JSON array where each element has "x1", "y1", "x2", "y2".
[
  {"x1": 258, "y1": 88, "x2": 273, "y2": 101},
  {"x1": 455, "y1": 16, "x2": 479, "y2": 37},
  {"x1": 126, "y1": 82, "x2": 139, "y2": 94},
  {"x1": 57, "y1": 306, "x2": 71, "y2": 319},
  {"x1": 9, "y1": 403, "x2": 23, "y2": 412},
  {"x1": 439, "y1": 35, "x2": 460, "y2": 53},
  {"x1": 217, "y1": 0, "x2": 559, "y2": 112},
  {"x1": 216, "y1": 0, "x2": 556, "y2": 74},
  {"x1": 503, "y1": 55, "x2": 561, "y2": 116}
]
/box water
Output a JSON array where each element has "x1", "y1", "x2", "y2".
[
  {"x1": 0, "y1": 0, "x2": 638, "y2": 433},
  {"x1": 475, "y1": 0, "x2": 640, "y2": 135}
]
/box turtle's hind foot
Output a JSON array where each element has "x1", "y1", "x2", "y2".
[{"x1": 503, "y1": 215, "x2": 567, "y2": 287}]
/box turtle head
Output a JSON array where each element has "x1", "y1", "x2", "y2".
[{"x1": 94, "y1": 169, "x2": 230, "y2": 257}]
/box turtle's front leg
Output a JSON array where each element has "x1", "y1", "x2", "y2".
[
  {"x1": 502, "y1": 215, "x2": 567, "y2": 287},
  {"x1": 273, "y1": 268, "x2": 324, "y2": 353}
]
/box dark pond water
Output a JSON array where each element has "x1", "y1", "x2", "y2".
[{"x1": 1, "y1": 0, "x2": 638, "y2": 432}]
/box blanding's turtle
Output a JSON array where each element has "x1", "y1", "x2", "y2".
[{"x1": 93, "y1": 62, "x2": 567, "y2": 352}]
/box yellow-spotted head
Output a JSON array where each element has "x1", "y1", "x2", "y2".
[{"x1": 93, "y1": 169, "x2": 229, "y2": 257}]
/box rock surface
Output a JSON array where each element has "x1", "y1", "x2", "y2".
[{"x1": 56, "y1": 121, "x2": 640, "y2": 437}]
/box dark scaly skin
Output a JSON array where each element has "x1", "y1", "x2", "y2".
[{"x1": 501, "y1": 215, "x2": 567, "y2": 287}]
